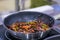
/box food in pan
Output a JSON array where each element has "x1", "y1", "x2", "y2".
[{"x1": 8, "y1": 20, "x2": 50, "y2": 34}]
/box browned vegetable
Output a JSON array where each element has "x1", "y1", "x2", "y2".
[{"x1": 8, "y1": 20, "x2": 50, "y2": 34}]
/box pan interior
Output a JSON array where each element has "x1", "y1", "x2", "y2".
[{"x1": 4, "y1": 12, "x2": 54, "y2": 28}]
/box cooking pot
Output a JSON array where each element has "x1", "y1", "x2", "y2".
[{"x1": 3, "y1": 11, "x2": 54, "y2": 40}]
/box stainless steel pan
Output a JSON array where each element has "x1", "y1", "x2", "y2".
[{"x1": 3, "y1": 11, "x2": 54, "y2": 40}]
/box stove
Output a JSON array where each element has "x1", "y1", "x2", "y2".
[{"x1": 0, "y1": 25, "x2": 59, "y2": 40}]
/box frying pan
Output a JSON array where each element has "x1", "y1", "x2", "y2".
[{"x1": 3, "y1": 11, "x2": 54, "y2": 40}]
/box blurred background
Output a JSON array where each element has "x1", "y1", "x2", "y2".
[
  {"x1": 0, "y1": 0, "x2": 60, "y2": 25},
  {"x1": 0, "y1": 0, "x2": 59, "y2": 12}
]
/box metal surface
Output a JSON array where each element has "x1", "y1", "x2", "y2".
[
  {"x1": 3, "y1": 11, "x2": 54, "y2": 40},
  {"x1": 52, "y1": 20, "x2": 60, "y2": 34},
  {"x1": 0, "y1": 25, "x2": 7, "y2": 40},
  {"x1": 44, "y1": 35, "x2": 60, "y2": 40}
]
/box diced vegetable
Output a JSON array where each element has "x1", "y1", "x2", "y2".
[{"x1": 9, "y1": 20, "x2": 49, "y2": 34}]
